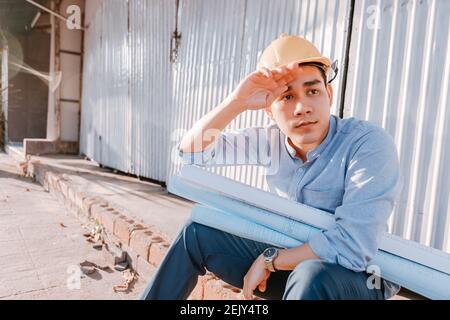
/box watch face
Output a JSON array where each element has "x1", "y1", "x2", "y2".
[{"x1": 263, "y1": 248, "x2": 277, "y2": 258}]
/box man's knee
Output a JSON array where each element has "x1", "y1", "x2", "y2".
[
  {"x1": 181, "y1": 221, "x2": 223, "y2": 257},
  {"x1": 283, "y1": 259, "x2": 335, "y2": 300},
  {"x1": 182, "y1": 221, "x2": 213, "y2": 245},
  {"x1": 182, "y1": 220, "x2": 196, "y2": 240}
]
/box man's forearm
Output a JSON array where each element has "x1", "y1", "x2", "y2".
[
  {"x1": 273, "y1": 243, "x2": 320, "y2": 271},
  {"x1": 179, "y1": 96, "x2": 245, "y2": 153}
]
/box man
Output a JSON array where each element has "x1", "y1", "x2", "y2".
[{"x1": 141, "y1": 34, "x2": 401, "y2": 300}]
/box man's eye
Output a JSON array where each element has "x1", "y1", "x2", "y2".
[
  {"x1": 308, "y1": 89, "x2": 320, "y2": 95},
  {"x1": 282, "y1": 94, "x2": 294, "y2": 101}
]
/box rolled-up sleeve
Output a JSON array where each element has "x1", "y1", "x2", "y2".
[
  {"x1": 308, "y1": 129, "x2": 402, "y2": 271},
  {"x1": 179, "y1": 127, "x2": 271, "y2": 167}
]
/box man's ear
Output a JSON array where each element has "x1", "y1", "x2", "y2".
[
  {"x1": 264, "y1": 106, "x2": 274, "y2": 120},
  {"x1": 326, "y1": 84, "x2": 334, "y2": 107}
]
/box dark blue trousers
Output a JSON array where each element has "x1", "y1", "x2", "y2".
[{"x1": 140, "y1": 221, "x2": 385, "y2": 300}]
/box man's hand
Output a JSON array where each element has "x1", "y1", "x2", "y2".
[
  {"x1": 243, "y1": 255, "x2": 271, "y2": 300},
  {"x1": 242, "y1": 244, "x2": 320, "y2": 299},
  {"x1": 230, "y1": 67, "x2": 294, "y2": 111},
  {"x1": 179, "y1": 64, "x2": 297, "y2": 153}
]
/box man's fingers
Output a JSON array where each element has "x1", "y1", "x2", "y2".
[
  {"x1": 270, "y1": 67, "x2": 286, "y2": 78},
  {"x1": 280, "y1": 73, "x2": 295, "y2": 83},
  {"x1": 271, "y1": 66, "x2": 293, "y2": 80},
  {"x1": 243, "y1": 282, "x2": 253, "y2": 300},
  {"x1": 258, "y1": 279, "x2": 267, "y2": 293},
  {"x1": 259, "y1": 67, "x2": 290, "y2": 80},
  {"x1": 265, "y1": 84, "x2": 288, "y2": 106},
  {"x1": 272, "y1": 68, "x2": 296, "y2": 84},
  {"x1": 286, "y1": 61, "x2": 301, "y2": 70},
  {"x1": 273, "y1": 85, "x2": 289, "y2": 97},
  {"x1": 275, "y1": 78, "x2": 288, "y2": 87},
  {"x1": 257, "y1": 66, "x2": 295, "y2": 83},
  {"x1": 259, "y1": 67, "x2": 273, "y2": 78}
]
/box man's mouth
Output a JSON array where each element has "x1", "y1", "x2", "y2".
[{"x1": 294, "y1": 121, "x2": 318, "y2": 129}]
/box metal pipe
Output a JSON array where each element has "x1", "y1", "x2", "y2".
[{"x1": 30, "y1": 10, "x2": 41, "y2": 29}]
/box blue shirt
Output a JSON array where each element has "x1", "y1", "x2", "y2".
[{"x1": 180, "y1": 115, "x2": 402, "y2": 299}]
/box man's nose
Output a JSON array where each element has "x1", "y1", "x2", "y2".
[{"x1": 294, "y1": 101, "x2": 312, "y2": 116}]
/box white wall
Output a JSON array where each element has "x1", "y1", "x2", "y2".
[{"x1": 58, "y1": 0, "x2": 84, "y2": 142}]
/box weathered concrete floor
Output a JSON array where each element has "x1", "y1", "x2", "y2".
[{"x1": 0, "y1": 152, "x2": 148, "y2": 299}]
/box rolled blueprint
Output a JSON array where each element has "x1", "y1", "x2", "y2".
[
  {"x1": 174, "y1": 165, "x2": 450, "y2": 276},
  {"x1": 191, "y1": 204, "x2": 450, "y2": 300},
  {"x1": 168, "y1": 167, "x2": 450, "y2": 300}
]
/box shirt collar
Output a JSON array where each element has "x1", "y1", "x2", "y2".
[{"x1": 284, "y1": 115, "x2": 337, "y2": 162}]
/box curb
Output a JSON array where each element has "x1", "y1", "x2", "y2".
[{"x1": 27, "y1": 159, "x2": 243, "y2": 300}]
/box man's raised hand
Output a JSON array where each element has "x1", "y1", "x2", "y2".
[{"x1": 230, "y1": 67, "x2": 294, "y2": 111}]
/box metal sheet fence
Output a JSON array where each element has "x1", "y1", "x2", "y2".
[
  {"x1": 343, "y1": 0, "x2": 450, "y2": 251},
  {"x1": 80, "y1": 0, "x2": 449, "y2": 251}
]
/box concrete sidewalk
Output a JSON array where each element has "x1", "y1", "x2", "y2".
[
  {"x1": 0, "y1": 152, "x2": 149, "y2": 299},
  {"x1": 5, "y1": 149, "x2": 243, "y2": 300}
]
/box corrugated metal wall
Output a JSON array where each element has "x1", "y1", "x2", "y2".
[
  {"x1": 344, "y1": 0, "x2": 450, "y2": 252},
  {"x1": 81, "y1": 0, "x2": 131, "y2": 172},
  {"x1": 80, "y1": 2, "x2": 100, "y2": 161},
  {"x1": 81, "y1": 0, "x2": 351, "y2": 187},
  {"x1": 129, "y1": 0, "x2": 175, "y2": 181},
  {"x1": 80, "y1": 0, "x2": 449, "y2": 252},
  {"x1": 1, "y1": 46, "x2": 8, "y2": 144},
  {"x1": 168, "y1": 0, "x2": 249, "y2": 184}
]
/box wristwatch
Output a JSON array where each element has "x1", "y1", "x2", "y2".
[{"x1": 262, "y1": 247, "x2": 279, "y2": 272}]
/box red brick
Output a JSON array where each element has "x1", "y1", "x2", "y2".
[
  {"x1": 203, "y1": 279, "x2": 242, "y2": 300},
  {"x1": 90, "y1": 202, "x2": 109, "y2": 222},
  {"x1": 48, "y1": 173, "x2": 58, "y2": 190},
  {"x1": 136, "y1": 255, "x2": 155, "y2": 281},
  {"x1": 114, "y1": 215, "x2": 146, "y2": 246},
  {"x1": 59, "y1": 179, "x2": 69, "y2": 198},
  {"x1": 103, "y1": 243, "x2": 127, "y2": 266},
  {"x1": 129, "y1": 229, "x2": 154, "y2": 261},
  {"x1": 188, "y1": 276, "x2": 208, "y2": 300},
  {"x1": 82, "y1": 196, "x2": 100, "y2": 214},
  {"x1": 67, "y1": 185, "x2": 75, "y2": 202},
  {"x1": 124, "y1": 245, "x2": 139, "y2": 271},
  {"x1": 74, "y1": 191, "x2": 88, "y2": 210},
  {"x1": 99, "y1": 208, "x2": 120, "y2": 234},
  {"x1": 148, "y1": 237, "x2": 170, "y2": 267}
]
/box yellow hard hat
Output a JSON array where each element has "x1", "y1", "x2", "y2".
[{"x1": 257, "y1": 33, "x2": 332, "y2": 74}]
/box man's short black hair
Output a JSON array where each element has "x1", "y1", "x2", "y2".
[{"x1": 298, "y1": 62, "x2": 328, "y2": 86}]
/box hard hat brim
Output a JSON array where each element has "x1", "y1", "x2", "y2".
[{"x1": 258, "y1": 56, "x2": 332, "y2": 73}]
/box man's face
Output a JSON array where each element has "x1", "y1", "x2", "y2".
[{"x1": 265, "y1": 65, "x2": 333, "y2": 154}]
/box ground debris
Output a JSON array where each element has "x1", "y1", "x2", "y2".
[
  {"x1": 18, "y1": 155, "x2": 31, "y2": 177},
  {"x1": 114, "y1": 261, "x2": 129, "y2": 272},
  {"x1": 83, "y1": 221, "x2": 105, "y2": 248},
  {"x1": 113, "y1": 269, "x2": 136, "y2": 292},
  {"x1": 79, "y1": 260, "x2": 112, "y2": 274}
]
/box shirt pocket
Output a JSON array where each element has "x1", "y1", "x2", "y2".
[{"x1": 301, "y1": 187, "x2": 343, "y2": 213}]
